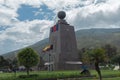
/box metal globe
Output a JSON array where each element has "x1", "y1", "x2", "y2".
[{"x1": 58, "y1": 11, "x2": 66, "y2": 20}]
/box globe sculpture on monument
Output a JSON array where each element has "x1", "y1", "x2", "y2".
[{"x1": 49, "y1": 11, "x2": 81, "y2": 70}]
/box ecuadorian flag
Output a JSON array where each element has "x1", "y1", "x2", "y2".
[{"x1": 42, "y1": 45, "x2": 53, "y2": 52}]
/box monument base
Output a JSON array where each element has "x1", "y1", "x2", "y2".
[{"x1": 54, "y1": 61, "x2": 82, "y2": 70}]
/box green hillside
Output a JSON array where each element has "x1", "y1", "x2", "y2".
[
  {"x1": 2, "y1": 28, "x2": 120, "y2": 59},
  {"x1": 76, "y1": 28, "x2": 120, "y2": 49}
]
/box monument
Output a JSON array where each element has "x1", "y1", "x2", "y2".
[{"x1": 49, "y1": 11, "x2": 81, "y2": 70}]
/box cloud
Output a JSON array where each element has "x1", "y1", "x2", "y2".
[
  {"x1": 66, "y1": 0, "x2": 120, "y2": 29},
  {"x1": 0, "y1": 19, "x2": 53, "y2": 54},
  {"x1": 1, "y1": 20, "x2": 53, "y2": 42},
  {"x1": 0, "y1": 0, "x2": 120, "y2": 54},
  {"x1": 0, "y1": 5, "x2": 18, "y2": 26}
]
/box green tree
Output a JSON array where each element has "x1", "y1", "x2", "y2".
[
  {"x1": 83, "y1": 48, "x2": 106, "y2": 80},
  {"x1": 12, "y1": 58, "x2": 18, "y2": 68},
  {"x1": 0, "y1": 56, "x2": 9, "y2": 69},
  {"x1": 8, "y1": 58, "x2": 18, "y2": 71},
  {"x1": 37, "y1": 57, "x2": 45, "y2": 70},
  {"x1": 0, "y1": 56, "x2": 4, "y2": 68},
  {"x1": 6, "y1": 58, "x2": 12, "y2": 70},
  {"x1": 17, "y1": 48, "x2": 39, "y2": 76},
  {"x1": 78, "y1": 48, "x2": 87, "y2": 61},
  {"x1": 112, "y1": 54, "x2": 120, "y2": 70},
  {"x1": 102, "y1": 44, "x2": 117, "y2": 62}
]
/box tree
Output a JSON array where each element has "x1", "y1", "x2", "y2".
[
  {"x1": 12, "y1": 58, "x2": 18, "y2": 69},
  {"x1": 78, "y1": 48, "x2": 87, "y2": 61},
  {"x1": 0, "y1": 56, "x2": 9, "y2": 69},
  {"x1": 112, "y1": 54, "x2": 120, "y2": 70},
  {"x1": 17, "y1": 48, "x2": 39, "y2": 76},
  {"x1": 9, "y1": 58, "x2": 18, "y2": 72},
  {"x1": 0, "y1": 56, "x2": 4, "y2": 68},
  {"x1": 37, "y1": 57, "x2": 45, "y2": 70},
  {"x1": 83, "y1": 48, "x2": 106, "y2": 80},
  {"x1": 102, "y1": 44, "x2": 117, "y2": 62}
]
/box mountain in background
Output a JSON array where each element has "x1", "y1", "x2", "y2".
[{"x1": 2, "y1": 28, "x2": 120, "y2": 59}]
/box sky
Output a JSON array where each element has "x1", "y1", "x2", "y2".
[{"x1": 0, "y1": 0, "x2": 120, "y2": 55}]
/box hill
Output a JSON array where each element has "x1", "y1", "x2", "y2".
[{"x1": 2, "y1": 28, "x2": 120, "y2": 59}]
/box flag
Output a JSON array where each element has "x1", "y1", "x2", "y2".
[
  {"x1": 51, "y1": 27, "x2": 53, "y2": 32},
  {"x1": 53, "y1": 25, "x2": 57, "y2": 32},
  {"x1": 51, "y1": 24, "x2": 58, "y2": 32},
  {"x1": 42, "y1": 45, "x2": 53, "y2": 52}
]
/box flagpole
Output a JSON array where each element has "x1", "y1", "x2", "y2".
[
  {"x1": 48, "y1": 51, "x2": 50, "y2": 71},
  {"x1": 43, "y1": 45, "x2": 53, "y2": 71}
]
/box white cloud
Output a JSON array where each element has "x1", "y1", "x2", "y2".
[
  {"x1": 0, "y1": 0, "x2": 4, "y2": 4},
  {"x1": 1, "y1": 20, "x2": 53, "y2": 42},
  {"x1": 0, "y1": 0, "x2": 120, "y2": 54},
  {"x1": 0, "y1": 19, "x2": 53, "y2": 54},
  {"x1": 66, "y1": 0, "x2": 120, "y2": 30},
  {"x1": 0, "y1": 5, "x2": 18, "y2": 26},
  {"x1": 42, "y1": 0, "x2": 83, "y2": 12}
]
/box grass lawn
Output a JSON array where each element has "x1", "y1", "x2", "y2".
[
  {"x1": 81, "y1": 70, "x2": 120, "y2": 80},
  {"x1": 0, "y1": 71, "x2": 81, "y2": 80},
  {"x1": 0, "y1": 70, "x2": 120, "y2": 80},
  {"x1": 80, "y1": 77, "x2": 120, "y2": 80}
]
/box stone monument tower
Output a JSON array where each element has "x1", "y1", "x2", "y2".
[{"x1": 49, "y1": 11, "x2": 80, "y2": 70}]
